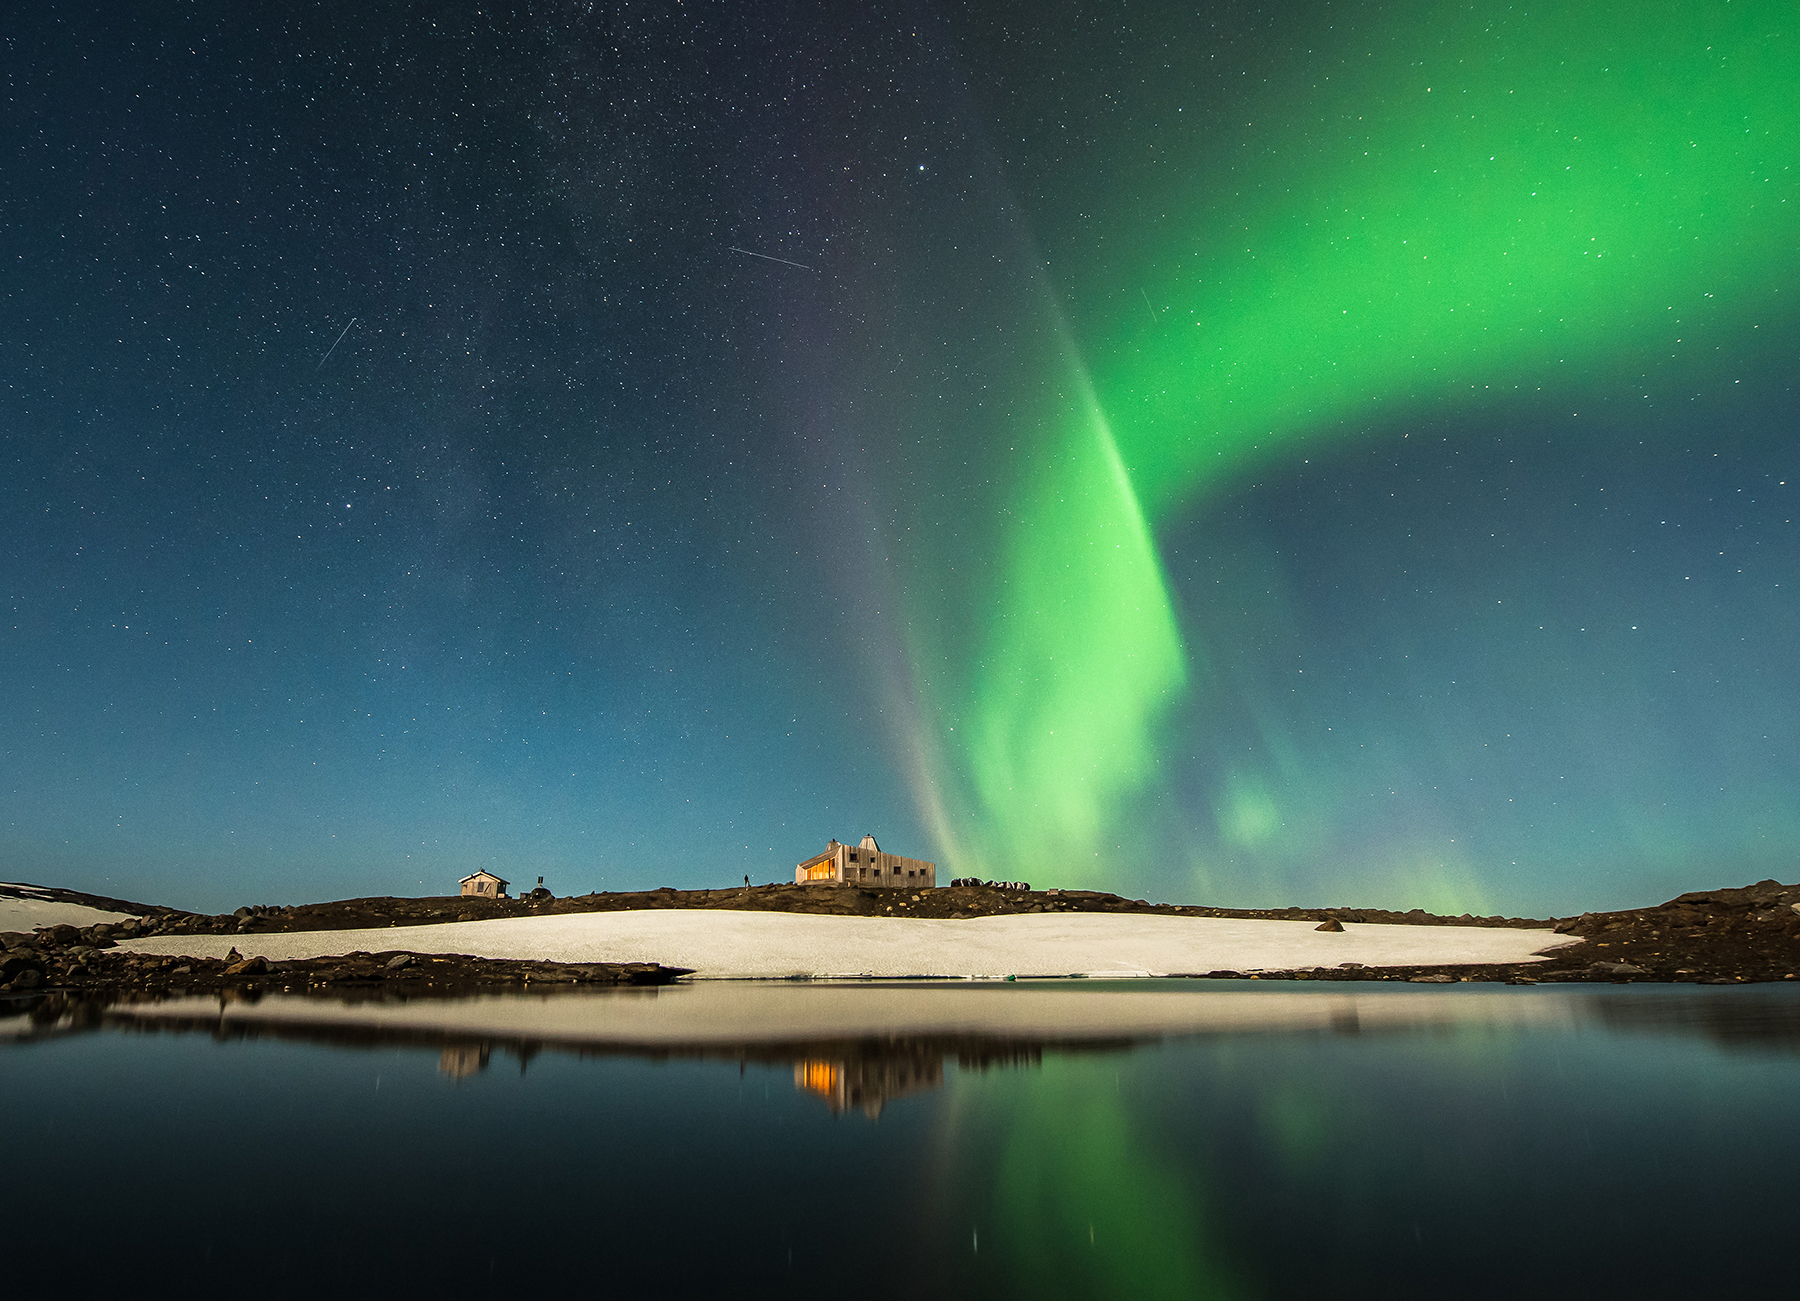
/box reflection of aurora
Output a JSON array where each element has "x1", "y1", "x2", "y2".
[
  {"x1": 957, "y1": 987, "x2": 1800, "y2": 1300},
  {"x1": 21, "y1": 982, "x2": 1800, "y2": 1295},
  {"x1": 990, "y1": 1060, "x2": 1248, "y2": 1300},
  {"x1": 909, "y1": 1, "x2": 1800, "y2": 900}
]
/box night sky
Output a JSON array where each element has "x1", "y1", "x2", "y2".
[{"x1": 5, "y1": 1, "x2": 1796, "y2": 915}]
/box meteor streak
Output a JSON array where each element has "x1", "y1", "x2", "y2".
[
  {"x1": 315, "y1": 317, "x2": 356, "y2": 370},
  {"x1": 728, "y1": 246, "x2": 817, "y2": 273}
]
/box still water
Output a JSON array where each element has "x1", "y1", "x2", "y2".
[{"x1": 5, "y1": 980, "x2": 1796, "y2": 1299}]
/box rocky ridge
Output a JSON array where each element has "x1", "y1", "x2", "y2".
[
  {"x1": 134, "y1": 880, "x2": 1560, "y2": 937},
  {"x1": 0, "y1": 918, "x2": 686, "y2": 995}
]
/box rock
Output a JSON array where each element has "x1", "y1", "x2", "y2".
[
  {"x1": 223, "y1": 956, "x2": 267, "y2": 975},
  {"x1": 1315, "y1": 918, "x2": 1345, "y2": 932},
  {"x1": 1589, "y1": 961, "x2": 1649, "y2": 976},
  {"x1": 0, "y1": 932, "x2": 29, "y2": 949},
  {"x1": 233, "y1": 906, "x2": 252, "y2": 918},
  {"x1": 385, "y1": 954, "x2": 414, "y2": 970},
  {"x1": 1408, "y1": 973, "x2": 1456, "y2": 983},
  {"x1": 11, "y1": 968, "x2": 42, "y2": 989},
  {"x1": 1, "y1": 952, "x2": 44, "y2": 979},
  {"x1": 224, "y1": 947, "x2": 243, "y2": 964}
]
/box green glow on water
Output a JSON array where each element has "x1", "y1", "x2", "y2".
[
  {"x1": 931, "y1": 0, "x2": 1800, "y2": 886},
  {"x1": 990, "y1": 1059, "x2": 1248, "y2": 1300}
]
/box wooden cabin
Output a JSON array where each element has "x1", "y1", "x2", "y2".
[
  {"x1": 796, "y1": 834, "x2": 936, "y2": 889},
  {"x1": 459, "y1": 871, "x2": 509, "y2": 899}
]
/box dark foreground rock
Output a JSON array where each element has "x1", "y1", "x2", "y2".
[
  {"x1": 0, "y1": 943, "x2": 688, "y2": 996},
  {"x1": 1190, "y1": 879, "x2": 1800, "y2": 986}
]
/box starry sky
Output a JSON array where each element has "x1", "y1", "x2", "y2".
[{"x1": 4, "y1": 0, "x2": 1796, "y2": 915}]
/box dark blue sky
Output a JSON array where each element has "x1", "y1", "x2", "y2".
[{"x1": 5, "y1": 1, "x2": 1797, "y2": 914}]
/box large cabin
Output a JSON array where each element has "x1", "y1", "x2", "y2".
[{"x1": 795, "y1": 834, "x2": 936, "y2": 889}]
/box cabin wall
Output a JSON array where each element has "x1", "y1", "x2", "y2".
[{"x1": 795, "y1": 843, "x2": 935, "y2": 888}]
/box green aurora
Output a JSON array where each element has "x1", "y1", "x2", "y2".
[{"x1": 915, "y1": 0, "x2": 1800, "y2": 893}]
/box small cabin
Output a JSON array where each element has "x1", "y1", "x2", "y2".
[{"x1": 459, "y1": 871, "x2": 509, "y2": 899}]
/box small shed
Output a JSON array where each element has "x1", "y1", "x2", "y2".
[{"x1": 459, "y1": 871, "x2": 509, "y2": 899}]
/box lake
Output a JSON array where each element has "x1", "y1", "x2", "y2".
[{"x1": 5, "y1": 980, "x2": 1796, "y2": 1299}]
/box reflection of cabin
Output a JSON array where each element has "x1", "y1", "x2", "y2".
[
  {"x1": 459, "y1": 871, "x2": 509, "y2": 898},
  {"x1": 793, "y1": 1052, "x2": 943, "y2": 1118},
  {"x1": 439, "y1": 1043, "x2": 491, "y2": 1079},
  {"x1": 796, "y1": 834, "x2": 936, "y2": 889}
]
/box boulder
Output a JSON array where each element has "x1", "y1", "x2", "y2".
[
  {"x1": 1314, "y1": 919, "x2": 1345, "y2": 932},
  {"x1": 1, "y1": 952, "x2": 45, "y2": 978}
]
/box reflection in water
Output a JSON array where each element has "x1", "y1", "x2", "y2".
[
  {"x1": 438, "y1": 1042, "x2": 490, "y2": 1079},
  {"x1": 426, "y1": 1024, "x2": 959, "y2": 1117},
  {"x1": 5, "y1": 982, "x2": 1800, "y2": 1298},
  {"x1": 1586, "y1": 988, "x2": 1800, "y2": 1053},
  {"x1": 793, "y1": 1053, "x2": 942, "y2": 1118},
  {"x1": 992, "y1": 1064, "x2": 1245, "y2": 1300}
]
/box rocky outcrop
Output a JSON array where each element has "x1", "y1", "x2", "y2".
[{"x1": 0, "y1": 926, "x2": 689, "y2": 994}]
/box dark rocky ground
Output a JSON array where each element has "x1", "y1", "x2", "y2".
[
  {"x1": 1237, "y1": 878, "x2": 1800, "y2": 986},
  {"x1": 0, "y1": 922, "x2": 687, "y2": 997},
  {"x1": 2, "y1": 877, "x2": 1797, "y2": 993},
  {"x1": 111, "y1": 878, "x2": 1567, "y2": 936}
]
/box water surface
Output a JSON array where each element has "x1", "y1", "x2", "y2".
[{"x1": 5, "y1": 981, "x2": 1795, "y2": 1299}]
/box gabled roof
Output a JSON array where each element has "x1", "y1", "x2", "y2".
[{"x1": 459, "y1": 871, "x2": 509, "y2": 886}]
